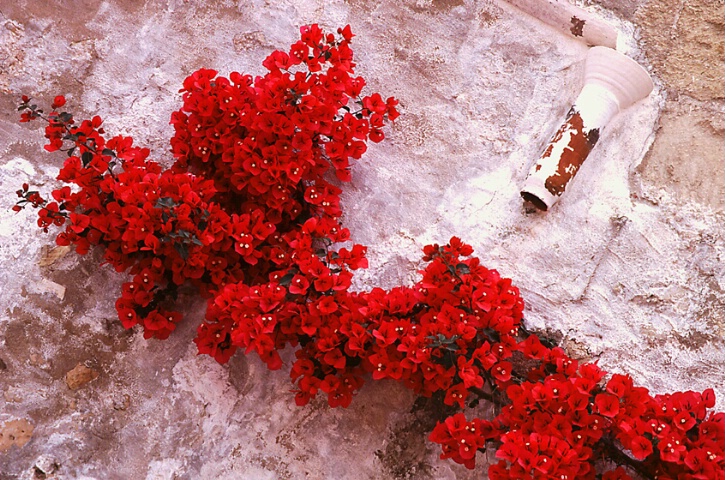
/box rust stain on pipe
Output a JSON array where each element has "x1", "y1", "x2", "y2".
[
  {"x1": 542, "y1": 109, "x2": 600, "y2": 197},
  {"x1": 521, "y1": 47, "x2": 653, "y2": 211},
  {"x1": 504, "y1": 0, "x2": 618, "y2": 48},
  {"x1": 570, "y1": 16, "x2": 586, "y2": 37}
]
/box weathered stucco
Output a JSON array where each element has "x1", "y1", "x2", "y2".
[{"x1": 0, "y1": 0, "x2": 723, "y2": 479}]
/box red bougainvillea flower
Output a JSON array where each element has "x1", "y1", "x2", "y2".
[{"x1": 51, "y1": 95, "x2": 66, "y2": 109}]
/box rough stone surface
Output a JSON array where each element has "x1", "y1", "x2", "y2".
[
  {"x1": 635, "y1": 97, "x2": 725, "y2": 210},
  {"x1": 64, "y1": 364, "x2": 99, "y2": 391},
  {"x1": 636, "y1": 0, "x2": 724, "y2": 101},
  {"x1": 0, "y1": 0, "x2": 723, "y2": 479},
  {"x1": 0, "y1": 419, "x2": 34, "y2": 453},
  {"x1": 633, "y1": 0, "x2": 725, "y2": 212}
]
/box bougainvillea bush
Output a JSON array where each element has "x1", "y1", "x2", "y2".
[{"x1": 15, "y1": 25, "x2": 724, "y2": 479}]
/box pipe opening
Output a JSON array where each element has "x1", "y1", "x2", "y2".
[{"x1": 521, "y1": 191, "x2": 549, "y2": 211}]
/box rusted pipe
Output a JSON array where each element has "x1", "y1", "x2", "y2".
[
  {"x1": 505, "y1": 0, "x2": 618, "y2": 48},
  {"x1": 520, "y1": 47, "x2": 653, "y2": 211}
]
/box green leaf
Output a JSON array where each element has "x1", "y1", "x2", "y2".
[
  {"x1": 279, "y1": 272, "x2": 295, "y2": 286},
  {"x1": 155, "y1": 197, "x2": 176, "y2": 209},
  {"x1": 174, "y1": 242, "x2": 189, "y2": 260},
  {"x1": 456, "y1": 263, "x2": 470, "y2": 275},
  {"x1": 81, "y1": 151, "x2": 93, "y2": 167}
]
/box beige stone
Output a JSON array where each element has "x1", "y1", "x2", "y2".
[
  {"x1": 64, "y1": 363, "x2": 99, "y2": 390},
  {"x1": 38, "y1": 245, "x2": 72, "y2": 267},
  {"x1": 637, "y1": 99, "x2": 725, "y2": 211},
  {"x1": 0, "y1": 419, "x2": 34, "y2": 452},
  {"x1": 637, "y1": 0, "x2": 725, "y2": 101}
]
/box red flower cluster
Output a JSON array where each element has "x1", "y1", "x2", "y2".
[
  {"x1": 16, "y1": 96, "x2": 254, "y2": 339},
  {"x1": 204, "y1": 236, "x2": 525, "y2": 409},
  {"x1": 16, "y1": 25, "x2": 723, "y2": 479},
  {"x1": 430, "y1": 326, "x2": 724, "y2": 479},
  {"x1": 16, "y1": 25, "x2": 397, "y2": 342}
]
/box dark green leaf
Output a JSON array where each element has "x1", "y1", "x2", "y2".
[
  {"x1": 174, "y1": 242, "x2": 189, "y2": 260},
  {"x1": 81, "y1": 151, "x2": 93, "y2": 167},
  {"x1": 456, "y1": 263, "x2": 470, "y2": 275},
  {"x1": 155, "y1": 197, "x2": 176, "y2": 209},
  {"x1": 279, "y1": 272, "x2": 295, "y2": 286}
]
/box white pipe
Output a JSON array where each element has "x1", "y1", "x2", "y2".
[
  {"x1": 505, "y1": 0, "x2": 618, "y2": 49},
  {"x1": 521, "y1": 47, "x2": 654, "y2": 211}
]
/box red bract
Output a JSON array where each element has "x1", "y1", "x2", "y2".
[
  {"x1": 51, "y1": 95, "x2": 66, "y2": 109},
  {"x1": 15, "y1": 24, "x2": 724, "y2": 480}
]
